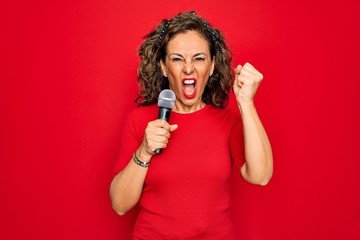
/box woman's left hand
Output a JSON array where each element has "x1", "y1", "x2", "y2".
[
  {"x1": 233, "y1": 63, "x2": 273, "y2": 185},
  {"x1": 233, "y1": 62, "x2": 263, "y2": 106}
]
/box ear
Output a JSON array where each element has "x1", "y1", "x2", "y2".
[{"x1": 160, "y1": 59, "x2": 167, "y2": 77}]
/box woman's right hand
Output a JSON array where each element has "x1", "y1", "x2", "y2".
[
  {"x1": 110, "y1": 119, "x2": 178, "y2": 215},
  {"x1": 137, "y1": 119, "x2": 178, "y2": 162}
]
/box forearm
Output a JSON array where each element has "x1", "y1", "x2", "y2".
[
  {"x1": 239, "y1": 102, "x2": 273, "y2": 185},
  {"x1": 110, "y1": 150, "x2": 151, "y2": 215}
]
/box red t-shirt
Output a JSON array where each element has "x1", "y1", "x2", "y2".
[{"x1": 113, "y1": 104, "x2": 244, "y2": 239}]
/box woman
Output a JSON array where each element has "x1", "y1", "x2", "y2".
[{"x1": 110, "y1": 11, "x2": 273, "y2": 239}]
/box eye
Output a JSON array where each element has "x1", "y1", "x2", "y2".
[
  {"x1": 171, "y1": 57, "x2": 183, "y2": 62},
  {"x1": 194, "y1": 57, "x2": 206, "y2": 61}
]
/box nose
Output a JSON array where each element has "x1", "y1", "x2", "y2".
[{"x1": 183, "y1": 60, "x2": 195, "y2": 75}]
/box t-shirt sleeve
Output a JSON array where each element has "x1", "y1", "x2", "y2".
[
  {"x1": 112, "y1": 111, "x2": 142, "y2": 179},
  {"x1": 229, "y1": 117, "x2": 245, "y2": 171}
]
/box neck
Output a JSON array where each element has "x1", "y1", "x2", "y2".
[{"x1": 173, "y1": 101, "x2": 206, "y2": 113}]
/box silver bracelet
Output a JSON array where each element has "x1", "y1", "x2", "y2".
[{"x1": 133, "y1": 153, "x2": 150, "y2": 168}]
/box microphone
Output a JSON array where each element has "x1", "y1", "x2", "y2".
[{"x1": 155, "y1": 89, "x2": 176, "y2": 154}]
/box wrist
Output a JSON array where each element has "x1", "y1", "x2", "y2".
[
  {"x1": 238, "y1": 101, "x2": 255, "y2": 114},
  {"x1": 133, "y1": 152, "x2": 150, "y2": 168},
  {"x1": 136, "y1": 148, "x2": 152, "y2": 163}
]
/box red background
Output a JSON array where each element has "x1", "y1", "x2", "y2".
[{"x1": 1, "y1": 0, "x2": 360, "y2": 239}]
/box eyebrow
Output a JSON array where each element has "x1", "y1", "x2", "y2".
[{"x1": 169, "y1": 52, "x2": 208, "y2": 58}]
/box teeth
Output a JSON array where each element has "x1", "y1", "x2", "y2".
[{"x1": 184, "y1": 79, "x2": 195, "y2": 84}]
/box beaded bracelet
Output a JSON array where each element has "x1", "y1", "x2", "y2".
[{"x1": 133, "y1": 153, "x2": 150, "y2": 168}]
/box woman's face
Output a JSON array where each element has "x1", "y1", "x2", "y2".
[{"x1": 160, "y1": 30, "x2": 214, "y2": 113}]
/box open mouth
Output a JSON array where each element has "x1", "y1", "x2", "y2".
[{"x1": 182, "y1": 78, "x2": 197, "y2": 99}]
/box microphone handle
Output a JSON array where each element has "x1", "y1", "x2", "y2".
[{"x1": 155, "y1": 107, "x2": 171, "y2": 154}]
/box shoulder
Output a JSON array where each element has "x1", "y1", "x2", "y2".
[
  {"x1": 124, "y1": 104, "x2": 158, "y2": 129},
  {"x1": 206, "y1": 104, "x2": 241, "y2": 124},
  {"x1": 128, "y1": 104, "x2": 158, "y2": 118}
]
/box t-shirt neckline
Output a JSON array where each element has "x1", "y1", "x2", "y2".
[{"x1": 171, "y1": 104, "x2": 212, "y2": 116}]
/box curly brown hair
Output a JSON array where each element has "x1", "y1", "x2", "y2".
[{"x1": 136, "y1": 11, "x2": 233, "y2": 108}]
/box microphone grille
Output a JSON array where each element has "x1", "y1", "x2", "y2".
[{"x1": 158, "y1": 89, "x2": 176, "y2": 109}]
